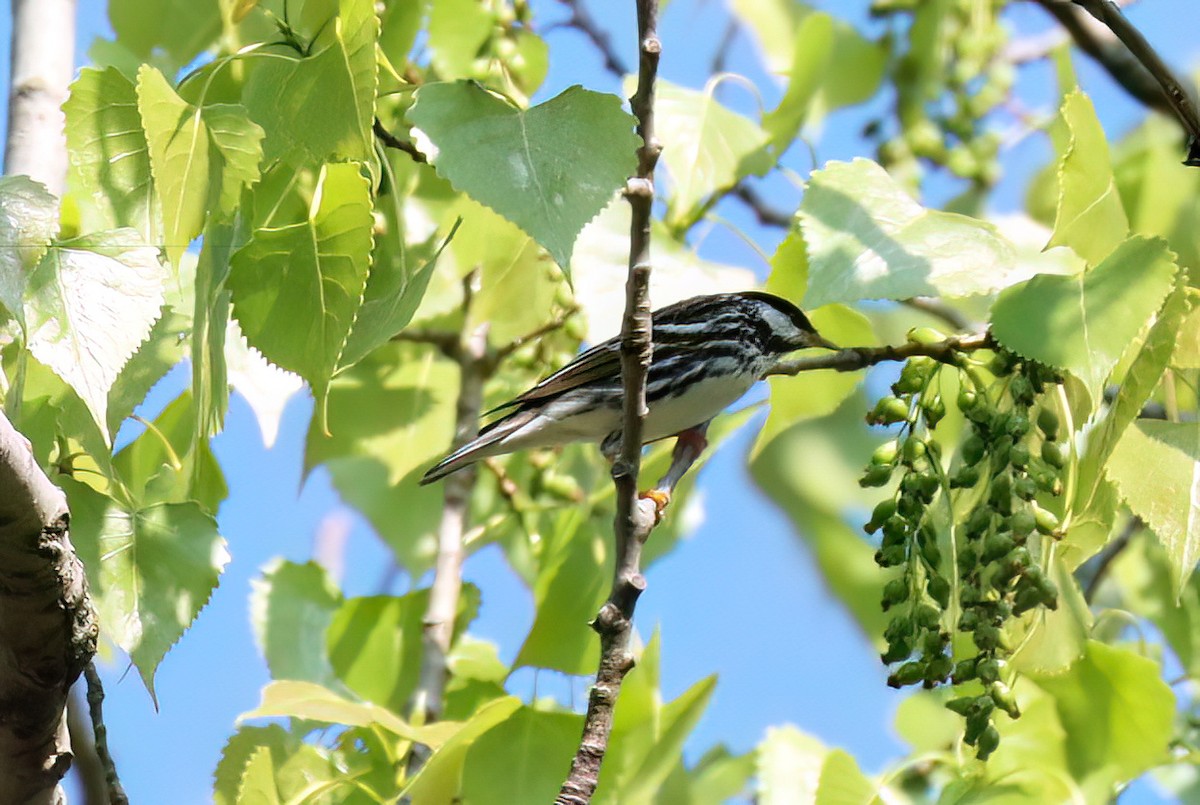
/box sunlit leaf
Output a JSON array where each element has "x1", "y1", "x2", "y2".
[
  {"x1": 249, "y1": 559, "x2": 343, "y2": 686},
  {"x1": 0, "y1": 176, "x2": 59, "y2": 327},
  {"x1": 408, "y1": 81, "x2": 639, "y2": 271},
  {"x1": 990, "y1": 236, "x2": 1177, "y2": 405},
  {"x1": 25, "y1": 230, "x2": 165, "y2": 437},
  {"x1": 1048, "y1": 90, "x2": 1129, "y2": 265}
]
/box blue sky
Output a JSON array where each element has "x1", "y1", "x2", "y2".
[{"x1": 0, "y1": 0, "x2": 1190, "y2": 801}]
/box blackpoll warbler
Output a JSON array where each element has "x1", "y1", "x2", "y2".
[{"x1": 420, "y1": 291, "x2": 835, "y2": 484}]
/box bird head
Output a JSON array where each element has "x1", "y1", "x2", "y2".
[{"x1": 740, "y1": 291, "x2": 839, "y2": 353}]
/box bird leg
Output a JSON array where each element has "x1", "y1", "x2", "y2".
[{"x1": 640, "y1": 420, "x2": 711, "y2": 521}]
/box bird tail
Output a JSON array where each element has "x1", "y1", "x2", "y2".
[{"x1": 419, "y1": 409, "x2": 536, "y2": 485}]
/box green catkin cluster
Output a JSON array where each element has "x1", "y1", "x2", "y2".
[
  {"x1": 861, "y1": 340, "x2": 1065, "y2": 760},
  {"x1": 870, "y1": 0, "x2": 1012, "y2": 187}
]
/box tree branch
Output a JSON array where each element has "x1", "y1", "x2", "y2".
[
  {"x1": 409, "y1": 273, "x2": 488, "y2": 768},
  {"x1": 372, "y1": 118, "x2": 428, "y2": 164},
  {"x1": 4, "y1": 0, "x2": 74, "y2": 194},
  {"x1": 558, "y1": 2, "x2": 662, "y2": 802},
  {"x1": 731, "y1": 183, "x2": 794, "y2": 229},
  {"x1": 0, "y1": 411, "x2": 96, "y2": 803},
  {"x1": 83, "y1": 663, "x2": 127, "y2": 805},
  {"x1": 765, "y1": 332, "x2": 992, "y2": 377},
  {"x1": 553, "y1": 0, "x2": 630, "y2": 78},
  {"x1": 1031, "y1": 0, "x2": 1200, "y2": 160}
]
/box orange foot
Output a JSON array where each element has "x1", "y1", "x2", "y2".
[{"x1": 639, "y1": 489, "x2": 671, "y2": 521}]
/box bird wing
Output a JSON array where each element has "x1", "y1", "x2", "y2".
[{"x1": 484, "y1": 336, "x2": 621, "y2": 415}]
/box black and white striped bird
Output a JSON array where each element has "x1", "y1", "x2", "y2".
[{"x1": 420, "y1": 291, "x2": 835, "y2": 485}]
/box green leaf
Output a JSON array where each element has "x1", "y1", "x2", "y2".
[
  {"x1": 0, "y1": 176, "x2": 59, "y2": 327},
  {"x1": 1113, "y1": 531, "x2": 1200, "y2": 678},
  {"x1": 339, "y1": 220, "x2": 456, "y2": 369},
  {"x1": 242, "y1": 0, "x2": 378, "y2": 165},
  {"x1": 989, "y1": 236, "x2": 1177, "y2": 405},
  {"x1": 594, "y1": 632, "x2": 717, "y2": 804},
  {"x1": 240, "y1": 680, "x2": 461, "y2": 747},
  {"x1": 109, "y1": 0, "x2": 222, "y2": 66},
  {"x1": 1032, "y1": 641, "x2": 1175, "y2": 799},
  {"x1": 760, "y1": 12, "x2": 884, "y2": 149},
  {"x1": 402, "y1": 697, "x2": 523, "y2": 803},
  {"x1": 112, "y1": 390, "x2": 228, "y2": 511},
  {"x1": 64, "y1": 67, "x2": 160, "y2": 245},
  {"x1": 228, "y1": 162, "x2": 373, "y2": 416},
  {"x1": 764, "y1": 228, "x2": 806, "y2": 302},
  {"x1": 106, "y1": 303, "x2": 189, "y2": 435},
  {"x1": 326, "y1": 588, "x2": 478, "y2": 713},
  {"x1": 213, "y1": 725, "x2": 298, "y2": 805},
  {"x1": 62, "y1": 479, "x2": 229, "y2": 699},
  {"x1": 306, "y1": 342, "x2": 458, "y2": 485},
  {"x1": 249, "y1": 559, "x2": 343, "y2": 685},
  {"x1": 1006, "y1": 557, "x2": 1091, "y2": 674},
  {"x1": 137, "y1": 66, "x2": 264, "y2": 266},
  {"x1": 756, "y1": 725, "x2": 866, "y2": 804},
  {"x1": 756, "y1": 304, "x2": 874, "y2": 454},
  {"x1": 407, "y1": 81, "x2": 639, "y2": 271},
  {"x1": 24, "y1": 230, "x2": 166, "y2": 437},
  {"x1": 460, "y1": 706, "x2": 582, "y2": 805},
  {"x1": 1048, "y1": 90, "x2": 1129, "y2": 265},
  {"x1": 800, "y1": 159, "x2": 1036, "y2": 307},
  {"x1": 1108, "y1": 420, "x2": 1200, "y2": 597},
  {"x1": 427, "y1": 0, "x2": 493, "y2": 78},
  {"x1": 514, "y1": 509, "x2": 608, "y2": 674},
  {"x1": 654, "y1": 78, "x2": 772, "y2": 228}
]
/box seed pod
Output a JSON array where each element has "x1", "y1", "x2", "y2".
[
  {"x1": 946, "y1": 695, "x2": 976, "y2": 715},
  {"x1": 894, "y1": 358, "x2": 934, "y2": 393},
  {"x1": 1009, "y1": 374, "x2": 1034, "y2": 405},
  {"x1": 1012, "y1": 584, "x2": 1042, "y2": 615},
  {"x1": 907, "y1": 327, "x2": 948, "y2": 346},
  {"x1": 1041, "y1": 441, "x2": 1067, "y2": 469},
  {"x1": 963, "y1": 712, "x2": 989, "y2": 745},
  {"x1": 864, "y1": 499, "x2": 897, "y2": 534},
  {"x1": 1033, "y1": 470, "x2": 1063, "y2": 496},
  {"x1": 951, "y1": 659, "x2": 978, "y2": 685},
  {"x1": 876, "y1": 545, "x2": 907, "y2": 567},
  {"x1": 888, "y1": 661, "x2": 927, "y2": 688},
  {"x1": 982, "y1": 533, "x2": 1015, "y2": 563},
  {"x1": 870, "y1": 396, "x2": 911, "y2": 425},
  {"x1": 988, "y1": 473, "x2": 1013, "y2": 507},
  {"x1": 976, "y1": 725, "x2": 1001, "y2": 759},
  {"x1": 1037, "y1": 407, "x2": 1060, "y2": 440},
  {"x1": 882, "y1": 515, "x2": 908, "y2": 540},
  {"x1": 921, "y1": 540, "x2": 942, "y2": 570},
  {"x1": 1009, "y1": 443, "x2": 1030, "y2": 470},
  {"x1": 915, "y1": 603, "x2": 942, "y2": 630},
  {"x1": 872, "y1": 439, "x2": 900, "y2": 466},
  {"x1": 881, "y1": 637, "x2": 912, "y2": 665},
  {"x1": 965, "y1": 506, "x2": 991, "y2": 537},
  {"x1": 989, "y1": 350, "x2": 1017, "y2": 377},
  {"x1": 927, "y1": 575, "x2": 950, "y2": 608},
  {"x1": 902, "y1": 437, "x2": 927, "y2": 463},
  {"x1": 1013, "y1": 476, "x2": 1038, "y2": 501},
  {"x1": 897, "y1": 495, "x2": 924, "y2": 519},
  {"x1": 1033, "y1": 505, "x2": 1061, "y2": 536},
  {"x1": 974, "y1": 623, "x2": 1000, "y2": 651},
  {"x1": 925, "y1": 655, "x2": 953, "y2": 685},
  {"x1": 1036, "y1": 575, "x2": 1060, "y2": 609},
  {"x1": 962, "y1": 434, "x2": 986, "y2": 465},
  {"x1": 990, "y1": 682, "x2": 1020, "y2": 719},
  {"x1": 958, "y1": 610, "x2": 979, "y2": 631},
  {"x1": 1009, "y1": 509, "x2": 1036, "y2": 536},
  {"x1": 951, "y1": 465, "x2": 980, "y2": 489},
  {"x1": 923, "y1": 395, "x2": 947, "y2": 427},
  {"x1": 957, "y1": 386, "x2": 979, "y2": 413},
  {"x1": 976, "y1": 657, "x2": 1001, "y2": 684},
  {"x1": 860, "y1": 464, "x2": 894, "y2": 488},
  {"x1": 882, "y1": 578, "x2": 909, "y2": 609}
]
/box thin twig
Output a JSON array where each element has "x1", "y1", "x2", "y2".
[
  {"x1": 731, "y1": 183, "x2": 794, "y2": 229},
  {"x1": 557, "y1": 2, "x2": 662, "y2": 802},
  {"x1": 1070, "y1": 0, "x2": 1200, "y2": 157},
  {"x1": 390, "y1": 327, "x2": 460, "y2": 357},
  {"x1": 1082, "y1": 516, "x2": 1142, "y2": 603},
  {"x1": 1031, "y1": 0, "x2": 1199, "y2": 160},
  {"x1": 489, "y1": 303, "x2": 582, "y2": 365},
  {"x1": 373, "y1": 118, "x2": 428, "y2": 164},
  {"x1": 553, "y1": 0, "x2": 630, "y2": 78},
  {"x1": 901, "y1": 297, "x2": 974, "y2": 332},
  {"x1": 765, "y1": 332, "x2": 992, "y2": 377},
  {"x1": 84, "y1": 662, "x2": 128, "y2": 805},
  {"x1": 409, "y1": 272, "x2": 487, "y2": 769}
]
